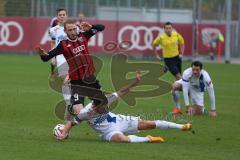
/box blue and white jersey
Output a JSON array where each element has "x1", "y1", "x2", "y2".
[
  {"x1": 78, "y1": 93, "x2": 140, "y2": 138},
  {"x1": 81, "y1": 103, "x2": 139, "y2": 137},
  {"x1": 182, "y1": 67, "x2": 212, "y2": 92},
  {"x1": 85, "y1": 103, "x2": 117, "y2": 127},
  {"x1": 80, "y1": 102, "x2": 117, "y2": 132}
]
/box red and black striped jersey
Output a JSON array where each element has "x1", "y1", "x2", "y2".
[{"x1": 41, "y1": 24, "x2": 105, "y2": 80}]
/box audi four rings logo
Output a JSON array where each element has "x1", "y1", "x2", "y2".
[
  {"x1": 118, "y1": 25, "x2": 164, "y2": 50},
  {"x1": 0, "y1": 21, "x2": 24, "y2": 46}
]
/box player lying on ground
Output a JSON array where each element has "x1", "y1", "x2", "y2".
[
  {"x1": 57, "y1": 72, "x2": 192, "y2": 143},
  {"x1": 171, "y1": 61, "x2": 216, "y2": 117}
]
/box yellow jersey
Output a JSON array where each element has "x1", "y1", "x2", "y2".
[{"x1": 153, "y1": 31, "x2": 184, "y2": 58}]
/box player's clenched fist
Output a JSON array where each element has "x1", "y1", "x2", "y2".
[
  {"x1": 80, "y1": 22, "x2": 92, "y2": 31},
  {"x1": 35, "y1": 46, "x2": 47, "y2": 56}
]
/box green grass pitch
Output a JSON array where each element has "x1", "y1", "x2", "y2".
[{"x1": 0, "y1": 54, "x2": 239, "y2": 160}]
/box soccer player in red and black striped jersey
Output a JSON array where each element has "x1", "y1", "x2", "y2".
[{"x1": 36, "y1": 19, "x2": 107, "y2": 118}]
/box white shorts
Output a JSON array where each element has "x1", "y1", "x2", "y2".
[
  {"x1": 88, "y1": 93, "x2": 140, "y2": 141},
  {"x1": 56, "y1": 55, "x2": 69, "y2": 77},
  {"x1": 175, "y1": 80, "x2": 204, "y2": 107},
  {"x1": 189, "y1": 87, "x2": 204, "y2": 107},
  {"x1": 100, "y1": 115, "x2": 140, "y2": 141}
]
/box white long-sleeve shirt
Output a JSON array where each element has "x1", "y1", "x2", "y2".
[{"x1": 181, "y1": 68, "x2": 216, "y2": 111}]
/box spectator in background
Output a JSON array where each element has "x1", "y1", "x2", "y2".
[
  {"x1": 78, "y1": 13, "x2": 86, "y2": 24},
  {"x1": 208, "y1": 32, "x2": 224, "y2": 61}
]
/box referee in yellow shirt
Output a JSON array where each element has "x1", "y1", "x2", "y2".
[{"x1": 152, "y1": 22, "x2": 185, "y2": 80}]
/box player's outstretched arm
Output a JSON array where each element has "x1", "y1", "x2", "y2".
[
  {"x1": 35, "y1": 44, "x2": 62, "y2": 62},
  {"x1": 57, "y1": 121, "x2": 75, "y2": 140},
  {"x1": 117, "y1": 71, "x2": 141, "y2": 97},
  {"x1": 35, "y1": 46, "x2": 47, "y2": 56},
  {"x1": 35, "y1": 46, "x2": 50, "y2": 62},
  {"x1": 91, "y1": 24, "x2": 105, "y2": 31}
]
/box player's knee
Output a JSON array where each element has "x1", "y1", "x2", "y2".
[
  {"x1": 110, "y1": 134, "x2": 129, "y2": 143},
  {"x1": 175, "y1": 73, "x2": 181, "y2": 80},
  {"x1": 194, "y1": 105, "x2": 204, "y2": 115},
  {"x1": 172, "y1": 83, "x2": 181, "y2": 91},
  {"x1": 138, "y1": 120, "x2": 155, "y2": 130}
]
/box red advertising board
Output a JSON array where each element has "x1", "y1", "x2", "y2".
[
  {"x1": 0, "y1": 17, "x2": 33, "y2": 52},
  {"x1": 0, "y1": 17, "x2": 225, "y2": 55},
  {"x1": 197, "y1": 24, "x2": 226, "y2": 55}
]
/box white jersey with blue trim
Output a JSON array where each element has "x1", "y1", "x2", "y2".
[
  {"x1": 80, "y1": 102, "x2": 118, "y2": 133},
  {"x1": 77, "y1": 92, "x2": 140, "y2": 138},
  {"x1": 81, "y1": 102, "x2": 117, "y2": 125},
  {"x1": 182, "y1": 67, "x2": 212, "y2": 92}
]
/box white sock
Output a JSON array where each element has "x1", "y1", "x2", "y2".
[
  {"x1": 107, "y1": 92, "x2": 119, "y2": 106},
  {"x1": 127, "y1": 135, "x2": 150, "y2": 143},
  {"x1": 172, "y1": 90, "x2": 181, "y2": 109},
  {"x1": 62, "y1": 85, "x2": 71, "y2": 105},
  {"x1": 155, "y1": 120, "x2": 183, "y2": 130}
]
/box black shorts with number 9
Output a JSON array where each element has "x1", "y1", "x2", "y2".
[{"x1": 70, "y1": 77, "x2": 103, "y2": 106}]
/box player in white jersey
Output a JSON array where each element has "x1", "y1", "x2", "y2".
[
  {"x1": 49, "y1": 16, "x2": 59, "y2": 28},
  {"x1": 57, "y1": 72, "x2": 192, "y2": 143},
  {"x1": 48, "y1": 9, "x2": 72, "y2": 118},
  {"x1": 48, "y1": 16, "x2": 59, "y2": 77},
  {"x1": 49, "y1": 8, "x2": 69, "y2": 78},
  {"x1": 171, "y1": 61, "x2": 216, "y2": 117}
]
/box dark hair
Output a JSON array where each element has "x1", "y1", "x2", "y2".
[
  {"x1": 56, "y1": 8, "x2": 67, "y2": 15},
  {"x1": 63, "y1": 19, "x2": 76, "y2": 30},
  {"x1": 191, "y1": 61, "x2": 203, "y2": 69},
  {"x1": 164, "y1": 22, "x2": 172, "y2": 28}
]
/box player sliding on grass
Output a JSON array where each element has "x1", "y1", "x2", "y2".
[
  {"x1": 171, "y1": 61, "x2": 216, "y2": 117},
  {"x1": 57, "y1": 72, "x2": 192, "y2": 143}
]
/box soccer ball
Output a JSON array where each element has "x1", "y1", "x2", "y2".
[{"x1": 53, "y1": 124, "x2": 65, "y2": 138}]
